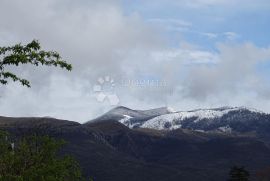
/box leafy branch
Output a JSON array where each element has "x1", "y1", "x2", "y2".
[{"x1": 0, "y1": 40, "x2": 72, "y2": 87}]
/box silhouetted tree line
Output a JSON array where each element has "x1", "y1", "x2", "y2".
[
  {"x1": 228, "y1": 166, "x2": 270, "y2": 181},
  {"x1": 228, "y1": 166, "x2": 250, "y2": 181}
]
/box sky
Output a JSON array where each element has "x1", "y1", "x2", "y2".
[{"x1": 0, "y1": 0, "x2": 270, "y2": 122}]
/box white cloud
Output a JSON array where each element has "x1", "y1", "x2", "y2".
[
  {"x1": 150, "y1": 48, "x2": 218, "y2": 65},
  {"x1": 167, "y1": 0, "x2": 270, "y2": 9},
  {"x1": 185, "y1": 0, "x2": 231, "y2": 7},
  {"x1": 1, "y1": 0, "x2": 270, "y2": 122},
  {"x1": 147, "y1": 18, "x2": 192, "y2": 32},
  {"x1": 201, "y1": 32, "x2": 219, "y2": 39},
  {"x1": 199, "y1": 31, "x2": 239, "y2": 41},
  {"x1": 182, "y1": 43, "x2": 270, "y2": 99},
  {"x1": 0, "y1": 0, "x2": 163, "y2": 121},
  {"x1": 224, "y1": 32, "x2": 239, "y2": 41}
]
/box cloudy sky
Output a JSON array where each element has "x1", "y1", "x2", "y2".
[{"x1": 1, "y1": 0, "x2": 270, "y2": 122}]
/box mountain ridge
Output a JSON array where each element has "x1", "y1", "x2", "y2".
[
  {"x1": 1, "y1": 115, "x2": 270, "y2": 180},
  {"x1": 86, "y1": 106, "x2": 270, "y2": 143}
]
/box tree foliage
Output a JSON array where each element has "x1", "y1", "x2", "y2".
[
  {"x1": 0, "y1": 40, "x2": 72, "y2": 87},
  {"x1": 0, "y1": 131, "x2": 84, "y2": 181},
  {"x1": 228, "y1": 166, "x2": 250, "y2": 181}
]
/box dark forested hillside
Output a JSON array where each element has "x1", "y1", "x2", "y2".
[{"x1": 0, "y1": 116, "x2": 270, "y2": 181}]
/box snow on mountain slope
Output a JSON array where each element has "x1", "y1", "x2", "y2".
[
  {"x1": 141, "y1": 107, "x2": 236, "y2": 130},
  {"x1": 140, "y1": 107, "x2": 266, "y2": 131},
  {"x1": 87, "y1": 106, "x2": 270, "y2": 134},
  {"x1": 116, "y1": 107, "x2": 175, "y2": 128},
  {"x1": 118, "y1": 115, "x2": 133, "y2": 125},
  {"x1": 140, "y1": 107, "x2": 263, "y2": 130}
]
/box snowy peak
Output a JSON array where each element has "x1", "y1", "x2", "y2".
[
  {"x1": 141, "y1": 106, "x2": 266, "y2": 131},
  {"x1": 140, "y1": 108, "x2": 230, "y2": 130},
  {"x1": 87, "y1": 106, "x2": 269, "y2": 135},
  {"x1": 186, "y1": 106, "x2": 262, "y2": 114}
]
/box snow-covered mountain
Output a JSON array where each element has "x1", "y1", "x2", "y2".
[
  {"x1": 88, "y1": 106, "x2": 270, "y2": 137},
  {"x1": 140, "y1": 107, "x2": 264, "y2": 131}
]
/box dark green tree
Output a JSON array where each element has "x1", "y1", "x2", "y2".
[
  {"x1": 0, "y1": 131, "x2": 84, "y2": 181},
  {"x1": 0, "y1": 40, "x2": 72, "y2": 87},
  {"x1": 228, "y1": 166, "x2": 250, "y2": 181}
]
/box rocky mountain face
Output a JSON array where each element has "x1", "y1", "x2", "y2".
[{"x1": 1, "y1": 106, "x2": 270, "y2": 180}]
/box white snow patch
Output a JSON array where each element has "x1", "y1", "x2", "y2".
[
  {"x1": 118, "y1": 115, "x2": 133, "y2": 127},
  {"x1": 141, "y1": 107, "x2": 244, "y2": 130},
  {"x1": 218, "y1": 125, "x2": 232, "y2": 133}
]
